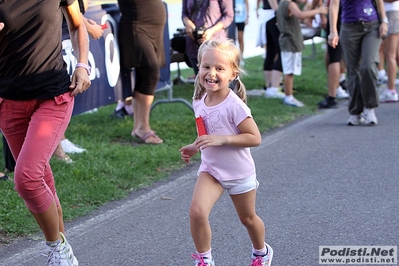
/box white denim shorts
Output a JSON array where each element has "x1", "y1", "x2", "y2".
[
  {"x1": 218, "y1": 174, "x2": 259, "y2": 195},
  {"x1": 387, "y1": 11, "x2": 399, "y2": 35},
  {"x1": 281, "y1": 51, "x2": 302, "y2": 75}
]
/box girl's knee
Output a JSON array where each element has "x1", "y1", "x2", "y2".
[
  {"x1": 239, "y1": 214, "x2": 259, "y2": 227},
  {"x1": 189, "y1": 205, "x2": 208, "y2": 222}
]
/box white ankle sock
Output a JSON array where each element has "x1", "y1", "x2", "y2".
[
  {"x1": 253, "y1": 244, "x2": 268, "y2": 256},
  {"x1": 197, "y1": 248, "x2": 212, "y2": 259}
]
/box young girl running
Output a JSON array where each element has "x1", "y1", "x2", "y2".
[{"x1": 180, "y1": 39, "x2": 273, "y2": 266}]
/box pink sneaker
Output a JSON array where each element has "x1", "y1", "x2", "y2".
[{"x1": 250, "y1": 243, "x2": 273, "y2": 266}]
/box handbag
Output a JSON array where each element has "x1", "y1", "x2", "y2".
[{"x1": 171, "y1": 31, "x2": 187, "y2": 53}]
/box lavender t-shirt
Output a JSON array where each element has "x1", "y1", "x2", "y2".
[
  {"x1": 194, "y1": 91, "x2": 256, "y2": 181},
  {"x1": 341, "y1": 0, "x2": 379, "y2": 23}
]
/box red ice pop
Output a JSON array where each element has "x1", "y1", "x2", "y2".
[{"x1": 195, "y1": 116, "x2": 207, "y2": 136}]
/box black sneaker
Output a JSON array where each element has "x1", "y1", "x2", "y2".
[
  {"x1": 112, "y1": 107, "x2": 128, "y2": 119},
  {"x1": 339, "y1": 79, "x2": 347, "y2": 91},
  {"x1": 318, "y1": 96, "x2": 337, "y2": 108}
]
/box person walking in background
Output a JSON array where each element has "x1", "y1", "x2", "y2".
[
  {"x1": 235, "y1": 0, "x2": 250, "y2": 64},
  {"x1": 379, "y1": 0, "x2": 399, "y2": 103},
  {"x1": 262, "y1": 0, "x2": 286, "y2": 99},
  {"x1": 117, "y1": 0, "x2": 166, "y2": 144},
  {"x1": 329, "y1": 0, "x2": 388, "y2": 125},
  {"x1": 317, "y1": 0, "x2": 349, "y2": 109},
  {"x1": 0, "y1": 0, "x2": 91, "y2": 264},
  {"x1": 81, "y1": 0, "x2": 104, "y2": 40},
  {"x1": 276, "y1": 0, "x2": 328, "y2": 107},
  {"x1": 53, "y1": 0, "x2": 102, "y2": 163},
  {"x1": 180, "y1": 39, "x2": 273, "y2": 266},
  {"x1": 182, "y1": 0, "x2": 234, "y2": 75}
]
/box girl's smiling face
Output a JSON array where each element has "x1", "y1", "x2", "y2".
[{"x1": 198, "y1": 48, "x2": 236, "y2": 95}]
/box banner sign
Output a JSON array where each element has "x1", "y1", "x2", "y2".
[{"x1": 62, "y1": 4, "x2": 129, "y2": 116}]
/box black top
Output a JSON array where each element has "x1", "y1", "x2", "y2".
[
  {"x1": 0, "y1": 0, "x2": 75, "y2": 100},
  {"x1": 262, "y1": 0, "x2": 281, "y2": 10}
]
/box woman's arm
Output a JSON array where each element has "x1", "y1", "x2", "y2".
[
  {"x1": 328, "y1": 0, "x2": 340, "y2": 48},
  {"x1": 62, "y1": 1, "x2": 91, "y2": 95}
]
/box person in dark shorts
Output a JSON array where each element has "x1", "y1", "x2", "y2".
[
  {"x1": 318, "y1": 0, "x2": 349, "y2": 109},
  {"x1": 235, "y1": 0, "x2": 249, "y2": 63},
  {"x1": 117, "y1": 0, "x2": 166, "y2": 144}
]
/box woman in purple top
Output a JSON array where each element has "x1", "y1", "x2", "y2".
[
  {"x1": 182, "y1": 0, "x2": 234, "y2": 75},
  {"x1": 329, "y1": 0, "x2": 388, "y2": 126}
]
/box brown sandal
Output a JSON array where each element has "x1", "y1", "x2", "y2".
[{"x1": 133, "y1": 130, "x2": 163, "y2": 144}]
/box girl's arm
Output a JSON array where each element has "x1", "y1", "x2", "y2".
[
  {"x1": 63, "y1": 1, "x2": 91, "y2": 96},
  {"x1": 180, "y1": 143, "x2": 199, "y2": 163},
  {"x1": 288, "y1": 1, "x2": 328, "y2": 20},
  {"x1": 195, "y1": 117, "x2": 262, "y2": 149}
]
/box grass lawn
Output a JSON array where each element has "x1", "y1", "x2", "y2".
[{"x1": 0, "y1": 43, "x2": 330, "y2": 243}]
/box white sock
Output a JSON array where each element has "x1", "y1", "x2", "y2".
[
  {"x1": 115, "y1": 101, "x2": 125, "y2": 111},
  {"x1": 46, "y1": 239, "x2": 61, "y2": 248},
  {"x1": 124, "y1": 104, "x2": 133, "y2": 115},
  {"x1": 378, "y1": 69, "x2": 386, "y2": 79},
  {"x1": 197, "y1": 248, "x2": 212, "y2": 259},
  {"x1": 285, "y1": 95, "x2": 294, "y2": 101},
  {"x1": 339, "y1": 73, "x2": 346, "y2": 82},
  {"x1": 253, "y1": 244, "x2": 268, "y2": 256}
]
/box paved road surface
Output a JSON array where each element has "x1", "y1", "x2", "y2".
[{"x1": 1, "y1": 99, "x2": 398, "y2": 265}]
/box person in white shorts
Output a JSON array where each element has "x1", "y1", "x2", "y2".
[{"x1": 276, "y1": 0, "x2": 327, "y2": 107}]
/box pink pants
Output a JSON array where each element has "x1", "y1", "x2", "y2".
[{"x1": 0, "y1": 92, "x2": 74, "y2": 213}]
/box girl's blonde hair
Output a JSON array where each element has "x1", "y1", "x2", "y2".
[{"x1": 193, "y1": 38, "x2": 248, "y2": 103}]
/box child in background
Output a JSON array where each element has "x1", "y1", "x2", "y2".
[
  {"x1": 180, "y1": 39, "x2": 273, "y2": 266},
  {"x1": 276, "y1": 0, "x2": 328, "y2": 107}
]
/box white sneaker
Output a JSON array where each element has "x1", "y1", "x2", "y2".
[
  {"x1": 283, "y1": 96, "x2": 304, "y2": 107},
  {"x1": 361, "y1": 108, "x2": 378, "y2": 125},
  {"x1": 379, "y1": 89, "x2": 398, "y2": 103},
  {"x1": 264, "y1": 87, "x2": 285, "y2": 99},
  {"x1": 46, "y1": 232, "x2": 78, "y2": 266},
  {"x1": 378, "y1": 75, "x2": 388, "y2": 85},
  {"x1": 347, "y1": 115, "x2": 361, "y2": 126},
  {"x1": 61, "y1": 139, "x2": 86, "y2": 154},
  {"x1": 336, "y1": 86, "x2": 349, "y2": 99}
]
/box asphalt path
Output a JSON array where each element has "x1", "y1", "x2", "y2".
[
  {"x1": 1, "y1": 2, "x2": 397, "y2": 265},
  {"x1": 1, "y1": 99, "x2": 399, "y2": 265}
]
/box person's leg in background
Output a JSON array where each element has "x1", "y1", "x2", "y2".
[
  {"x1": 318, "y1": 36, "x2": 348, "y2": 108},
  {"x1": 281, "y1": 51, "x2": 304, "y2": 107},
  {"x1": 264, "y1": 17, "x2": 284, "y2": 98},
  {"x1": 340, "y1": 23, "x2": 364, "y2": 124},
  {"x1": 236, "y1": 22, "x2": 246, "y2": 64},
  {"x1": 358, "y1": 23, "x2": 381, "y2": 125},
  {"x1": 113, "y1": 97, "x2": 134, "y2": 119},
  {"x1": 378, "y1": 42, "x2": 388, "y2": 85},
  {"x1": 131, "y1": 65, "x2": 163, "y2": 144},
  {"x1": 1, "y1": 133, "x2": 15, "y2": 180},
  {"x1": 380, "y1": 10, "x2": 399, "y2": 103}
]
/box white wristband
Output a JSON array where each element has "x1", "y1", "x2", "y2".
[{"x1": 76, "y1": 63, "x2": 91, "y2": 75}]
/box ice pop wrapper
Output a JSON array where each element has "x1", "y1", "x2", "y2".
[{"x1": 195, "y1": 116, "x2": 207, "y2": 136}]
